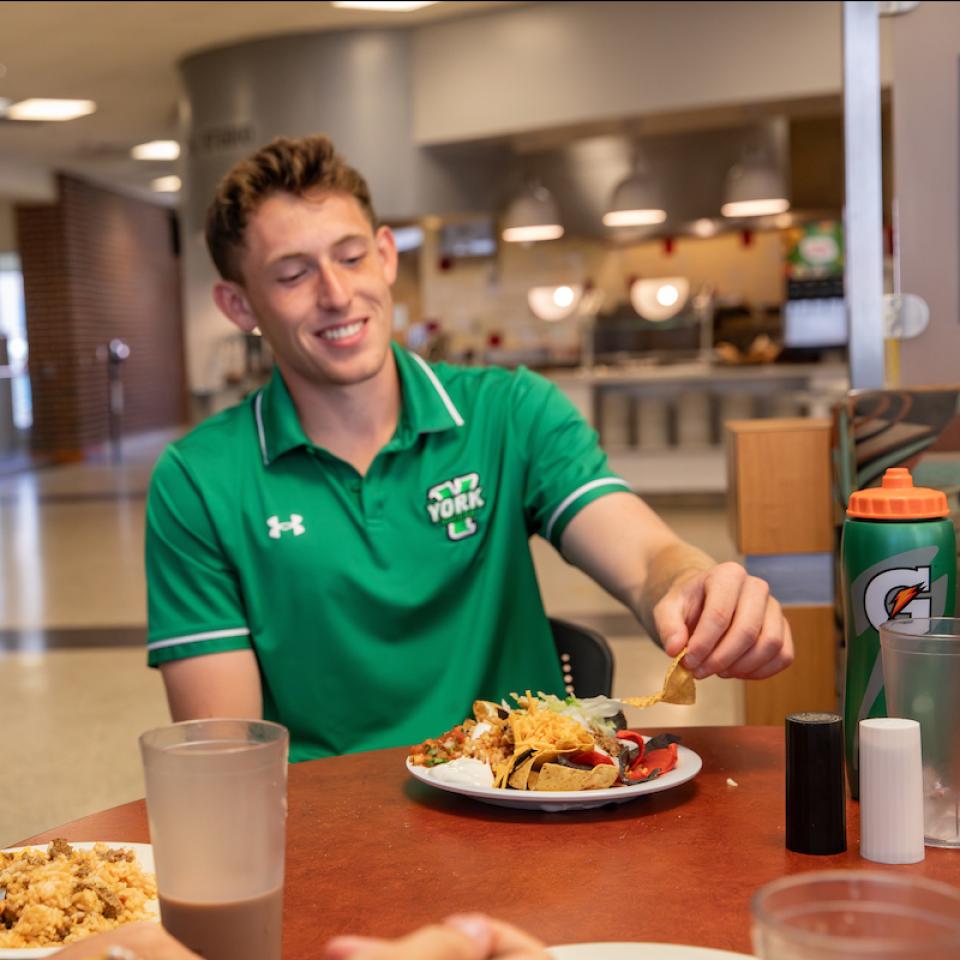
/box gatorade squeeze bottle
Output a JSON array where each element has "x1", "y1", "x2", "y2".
[{"x1": 841, "y1": 467, "x2": 956, "y2": 798}]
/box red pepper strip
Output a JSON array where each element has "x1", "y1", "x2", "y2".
[
  {"x1": 626, "y1": 743, "x2": 678, "y2": 782},
  {"x1": 568, "y1": 750, "x2": 615, "y2": 767},
  {"x1": 616, "y1": 730, "x2": 646, "y2": 749}
]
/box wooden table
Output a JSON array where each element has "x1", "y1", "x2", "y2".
[{"x1": 21, "y1": 727, "x2": 960, "y2": 957}]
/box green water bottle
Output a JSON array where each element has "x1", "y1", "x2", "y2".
[{"x1": 841, "y1": 467, "x2": 956, "y2": 799}]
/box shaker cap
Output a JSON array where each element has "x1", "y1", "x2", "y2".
[{"x1": 847, "y1": 467, "x2": 948, "y2": 520}]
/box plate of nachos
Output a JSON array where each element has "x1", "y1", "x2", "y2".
[{"x1": 407, "y1": 652, "x2": 702, "y2": 812}]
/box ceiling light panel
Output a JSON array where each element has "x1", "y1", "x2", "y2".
[
  {"x1": 151, "y1": 175, "x2": 182, "y2": 192},
  {"x1": 331, "y1": 1, "x2": 438, "y2": 10},
  {"x1": 5, "y1": 99, "x2": 96, "y2": 121},
  {"x1": 132, "y1": 140, "x2": 180, "y2": 161}
]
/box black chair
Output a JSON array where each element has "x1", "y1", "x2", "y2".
[{"x1": 549, "y1": 617, "x2": 615, "y2": 698}]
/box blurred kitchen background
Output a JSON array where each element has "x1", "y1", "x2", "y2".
[{"x1": 4, "y1": 0, "x2": 947, "y2": 487}]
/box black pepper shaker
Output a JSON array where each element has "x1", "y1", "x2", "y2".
[{"x1": 785, "y1": 712, "x2": 847, "y2": 855}]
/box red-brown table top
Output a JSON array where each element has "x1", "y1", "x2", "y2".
[{"x1": 21, "y1": 726, "x2": 960, "y2": 957}]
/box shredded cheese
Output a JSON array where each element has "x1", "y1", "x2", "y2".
[{"x1": 509, "y1": 693, "x2": 594, "y2": 753}]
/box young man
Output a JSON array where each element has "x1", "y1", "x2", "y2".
[{"x1": 145, "y1": 135, "x2": 793, "y2": 761}]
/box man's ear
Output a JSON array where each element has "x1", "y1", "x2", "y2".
[
  {"x1": 375, "y1": 225, "x2": 398, "y2": 287},
  {"x1": 212, "y1": 280, "x2": 259, "y2": 334}
]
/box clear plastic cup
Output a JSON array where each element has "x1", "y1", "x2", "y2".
[
  {"x1": 751, "y1": 871, "x2": 960, "y2": 959},
  {"x1": 880, "y1": 616, "x2": 960, "y2": 847},
  {"x1": 140, "y1": 719, "x2": 289, "y2": 960}
]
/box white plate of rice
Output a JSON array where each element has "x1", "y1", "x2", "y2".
[{"x1": 0, "y1": 840, "x2": 158, "y2": 957}]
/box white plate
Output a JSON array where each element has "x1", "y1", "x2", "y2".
[
  {"x1": 0, "y1": 841, "x2": 158, "y2": 958},
  {"x1": 406, "y1": 743, "x2": 702, "y2": 812},
  {"x1": 550, "y1": 944, "x2": 753, "y2": 960}
]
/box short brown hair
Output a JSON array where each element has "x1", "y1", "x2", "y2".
[{"x1": 205, "y1": 134, "x2": 377, "y2": 283}]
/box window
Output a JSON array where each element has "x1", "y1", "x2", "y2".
[{"x1": 0, "y1": 253, "x2": 33, "y2": 429}]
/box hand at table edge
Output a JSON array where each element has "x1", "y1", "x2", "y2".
[{"x1": 323, "y1": 913, "x2": 550, "y2": 960}]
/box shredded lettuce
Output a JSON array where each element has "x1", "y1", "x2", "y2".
[{"x1": 534, "y1": 693, "x2": 621, "y2": 735}]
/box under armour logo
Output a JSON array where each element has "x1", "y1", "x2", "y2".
[{"x1": 267, "y1": 514, "x2": 306, "y2": 539}]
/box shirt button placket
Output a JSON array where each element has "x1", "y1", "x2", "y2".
[{"x1": 363, "y1": 472, "x2": 385, "y2": 523}]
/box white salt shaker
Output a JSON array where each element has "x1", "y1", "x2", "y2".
[{"x1": 859, "y1": 717, "x2": 925, "y2": 864}]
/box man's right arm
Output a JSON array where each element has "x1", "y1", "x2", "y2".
[
  {"x1": 146, "y1": 447, "x2": 261, "y2": 721},
  {"x1": 160, "y1": 649, "x2": 263, "y2": 722}
]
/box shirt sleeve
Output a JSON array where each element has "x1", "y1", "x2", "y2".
[
  {"x1": 145, "y1": 446, "x2": 252, "y2": 666},
  {"x1": 511, "y1": 368, "x2": 631, "y2": 550}
]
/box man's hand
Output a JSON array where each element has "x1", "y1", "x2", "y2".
[
  {"x1": 562, "y1": 493, "x2": 793, "y2": 682},
  {"x1": 653, "y1": 561, "x2": 794, "y2": 680},
  {"x1": 52, "y1": 921, "x2": 201, "y2": 959},
  {"x1": 323, "y1": 913, "x2": 548, "y2": 960}
]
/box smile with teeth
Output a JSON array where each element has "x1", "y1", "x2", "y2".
[{"x1": 318, "y1": 319, "x2": 366, "y2": 341}]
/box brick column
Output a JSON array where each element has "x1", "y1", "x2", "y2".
[{"x1": 16, "y1": 175, "x2": 186, "y2": 458}]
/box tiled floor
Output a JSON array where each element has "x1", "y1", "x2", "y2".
[{"x1": 0, "y1": 433, "x2": 741, "y2": 847}]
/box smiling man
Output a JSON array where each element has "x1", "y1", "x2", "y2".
[{"x1": 145, "y1": 134, "x2": 793, "y2": 761}]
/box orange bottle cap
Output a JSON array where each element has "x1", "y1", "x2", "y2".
[{"x1": 847, "y1": 467, "x2": 949, "y2": 520}]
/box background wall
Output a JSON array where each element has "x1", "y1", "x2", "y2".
[
  {"x1": 0, "y1": 203, "x2": 16, "y2": 253},
  {"x1": 892, "y1": 2, "x2": 960, "y2": 387},
  {"x1": 16, "y1": 176, "x2": 185, "y2": 456},
  {"x1": 412, "y1": 1, "x2": 893, "y2": 144}
]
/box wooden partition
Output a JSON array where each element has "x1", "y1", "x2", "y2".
[{"x1": 726, "y1": 418, "x2": 838, "y2": 725}]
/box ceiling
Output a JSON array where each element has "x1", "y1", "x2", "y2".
[{"x1": 0, "y1": 0, "x2": 525, "y2": 204}]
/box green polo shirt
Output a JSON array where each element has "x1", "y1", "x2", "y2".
[{"x1": 145, "y1": 343, "x2": 630, "y2": 761}]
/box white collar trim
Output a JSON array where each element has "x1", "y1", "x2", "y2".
[{"x1": 409, "y1": 351, "x2": 464, "y2": 427}]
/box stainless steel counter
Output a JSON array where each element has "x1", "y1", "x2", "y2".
[{"x1": 538, "y1": 358, "x2": 850, "y2": 493}]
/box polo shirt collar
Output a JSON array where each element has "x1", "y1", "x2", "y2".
[
  {"x1": 254, "y1": 369, "x2": 310, "y2": 466},
  {"x1": 254, "y1": 343, "x2": 464, "y2": 467},
  {"x1": 392, "y1": 343, "x2": 465, "y2": 437}
]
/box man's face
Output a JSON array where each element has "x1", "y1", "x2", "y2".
[{"x1": 222, "y1": 189, "x2": 398, "y2": 389}]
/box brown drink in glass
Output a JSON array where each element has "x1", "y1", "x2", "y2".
[{"x1": 140, "y1": 720, "x2": 288, "y2": 960}]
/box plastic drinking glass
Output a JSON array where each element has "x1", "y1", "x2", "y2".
[
  {"x1": 751, "y1": 870, "x2": 960, "y2": 959},
  {"x1": 880, "y1": 616, "x2": 960, "y2": 847},
  {"x1": 140, "y1": 719, "x2": 288, "y2": 960}
]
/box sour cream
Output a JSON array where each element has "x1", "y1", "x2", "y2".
[{"x1": 429, "y1": 757, "x2": 494, "y2": 788}]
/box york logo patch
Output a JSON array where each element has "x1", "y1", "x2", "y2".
[
  {"x1": 426, "y1": 473, "x2": 485, "y2": 541},
  {"x1": 267, "y1": 514, "x2": 306, "y2": 539}
]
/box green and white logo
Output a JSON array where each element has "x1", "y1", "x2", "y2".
[{"x1": 426, "y1": 472, "x2": 485, "y2": 541}]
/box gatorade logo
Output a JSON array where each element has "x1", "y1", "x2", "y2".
[{"x1": 863, "y1": 565, "x2": 932, "y2": 630}]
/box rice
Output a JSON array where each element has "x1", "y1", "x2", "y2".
[{"x1": 0, "y1": 840, "x2": 157, "y2": 948}]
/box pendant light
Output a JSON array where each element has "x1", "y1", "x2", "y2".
[
  {"x1": 721, "y1": 144, "x2": 790, "y2": 218},
  {"x1": 603, "y1": 147, "x2": 666, "y2": 228},
  {"x1": 501, "y1": 181, "x2": 564, "y2": 243}
]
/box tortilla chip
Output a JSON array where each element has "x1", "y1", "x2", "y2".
[
  {"x1": 535, "y1": 762, "x2": 619, "y2": 791},
  {"x1": 523, "y1": 750, "x2": 564, "y2": 790},
  {"x1": 502, "y1": 747, "x2": 566, "y2": 790},
  {"x1": 660, "y1": 653, "x2": 696, "y2": 705},
  {"x1": 473, "y1": 700, "x2": 505, "y2": 725},
  {"x1": 508, "y1": 753, "x2": 537, "y2": 790},
  {"x1": 622, "y1": 648, "x2": 697, "y2": 709},
  {"x1": 496, "y1": 746, "x2": 533, "y2": 788},
  {"x1": 582, "y1": 764, "x2": 620, "y2": 789},
  {"x1": 534, "y1": 763, "x2": 593, "y2": 791}
]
